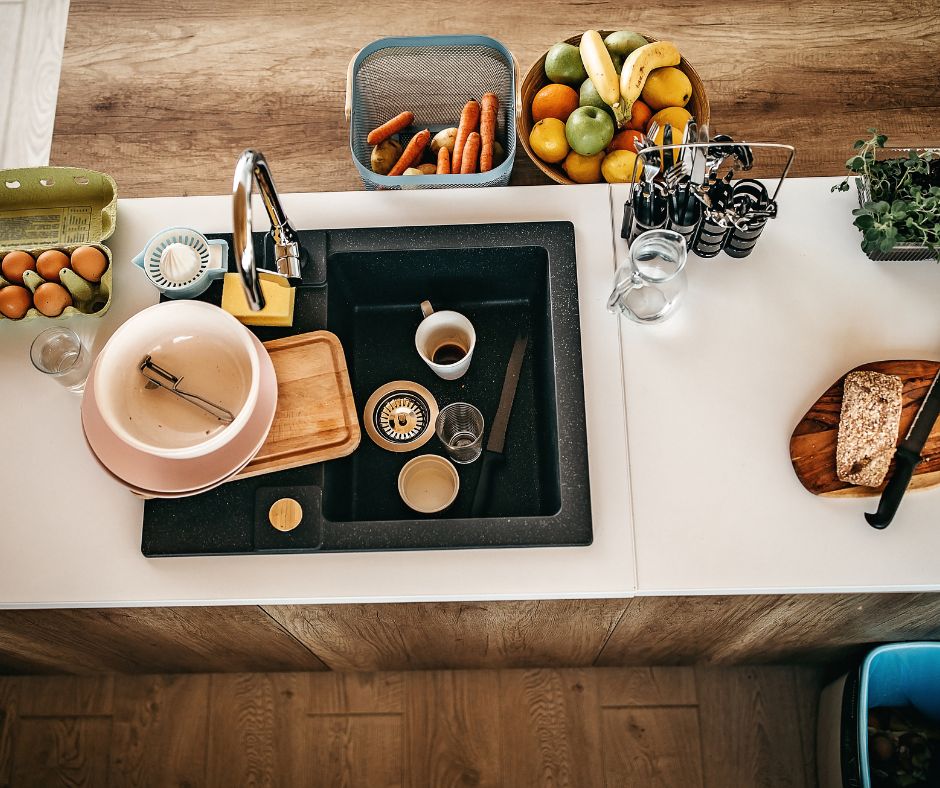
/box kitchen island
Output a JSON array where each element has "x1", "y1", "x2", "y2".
[
  {"x1": 2, "y1": 4, "x2": 940, "y2": 675},
  {"x1": 2, "y1": 178, "x2": 940, "y2": 673}
]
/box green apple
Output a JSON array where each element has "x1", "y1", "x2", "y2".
[
  {"x1": 579, "y1": 77, "x2": 615, "y2": 120},
  {"x1": 545, "y1": 42, "x2": 587, "y2": 86},
  {"x1": 604, "y1": 31, "x2": 648, "y2": 58},
  {"x1": 565, "y1": 106, "x2": 614, "y2": 156}
]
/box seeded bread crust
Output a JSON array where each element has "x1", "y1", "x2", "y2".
[{"x1": 836, "y1": 370, "x2": 903, "y2": 487}]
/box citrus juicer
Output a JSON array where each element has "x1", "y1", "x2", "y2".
[{"x1": 132, "y1": 227, "x2": 229, "y2": 299}]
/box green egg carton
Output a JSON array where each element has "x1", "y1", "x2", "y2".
[{"x1": 0, "y1": 166, "x2": 116, "y2": 321}]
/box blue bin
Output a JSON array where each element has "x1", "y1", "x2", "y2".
[{"x1": 818, "y1": 642, "x2": 940, "y2": 788}]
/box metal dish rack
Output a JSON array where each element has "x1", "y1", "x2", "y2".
[
  {"x1": 623, "y1": 141, "x2": 795, "y2": 259},
  {"x1": 345, "y1": 35, "x2": 517, "y2": 190}
]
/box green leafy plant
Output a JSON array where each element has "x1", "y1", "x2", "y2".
[{"x1": 833, "y1": 130, "x2": 940, "y2": 256}]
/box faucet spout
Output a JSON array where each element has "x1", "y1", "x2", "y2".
[{"x1": 232, "y1": 150, "x2": 302, "y2": 311}]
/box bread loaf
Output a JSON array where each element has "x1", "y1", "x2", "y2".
[{"x1": 836, "y1": 370, "x2": 903, "y2": 487}]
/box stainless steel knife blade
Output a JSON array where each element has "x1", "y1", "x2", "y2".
[
  {"x1": 901, "y1": 367, "x2": 940, "y2": 453},
  {"x1": 486, "y1": 333, "x2": 528, "y2": 454},
  {"x1": 865, "y1": 365, "x2": 940, "y2": 529}
]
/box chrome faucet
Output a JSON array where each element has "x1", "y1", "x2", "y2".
[{"x1": 232, "y1": 149, "x2": 302, "y2": 310}]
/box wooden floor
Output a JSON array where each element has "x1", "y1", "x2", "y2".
[
  {"x1": 0, "y1": 665, "x2": 823, "y2": 787},
  {"x1": 49, "y1": 0, "x2": 940, "y2": 197}
]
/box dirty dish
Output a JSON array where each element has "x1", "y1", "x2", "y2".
[
  {"x1": 398, "y1": 454, "x2": 460, "y2": 514},
  {"x1": 92, "y1": 300, "x2": 259, "y2": 460},
  {"x1": 415, "y1": 300, "x2": 476, "y2": 380},
  {"x1": 436, "y1": 402, "x2": 484, "y2": 464},
  {"x1": 81, "y1": 331, "x2": 277, "y2": 495}
]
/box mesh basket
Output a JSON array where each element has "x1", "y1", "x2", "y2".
[{"x1": 346, "y1": 36, "x2": 517, "y2": 190}]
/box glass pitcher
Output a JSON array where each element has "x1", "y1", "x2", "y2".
[{"x1": 607, "y1": 229, "x2": 687, "y2": 324}]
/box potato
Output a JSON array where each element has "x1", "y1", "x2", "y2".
[
  {"x1": 402, "y1": 167, "x2": 424, "y2": 176},
  {"x1": 415, "y1": 163, "x2": 437, "y2": 175},
  {"x1": 493, "y1": 140, "x2": 506, "y2": 165},
  {"x1": 430, "y1": 128, "x2": 458, "y2": 155},
  {"x1": 371, "y1": 139, "x2": 403, "y2": 175}
]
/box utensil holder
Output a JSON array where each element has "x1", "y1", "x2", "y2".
[
  {"x1": 724, "y1": 218, "x2": 769, "y2": 258},
  {"x1": 691, "y1": 215, "x2": 731, "y2": 258},
  {"x1": 627, "y1": 142, "x2": 795, "y2": 259}
]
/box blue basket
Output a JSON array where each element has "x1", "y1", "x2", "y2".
[{"x1": 346, "y1": 35, "x2": 517, "y2": 190}]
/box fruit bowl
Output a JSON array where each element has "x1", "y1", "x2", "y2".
[{"x1": 518, "y1": 31, "x2": 710, "y2": 185}]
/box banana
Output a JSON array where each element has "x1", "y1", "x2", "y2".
[
  {"x1": 579, "y1": 30, "x2": 628, "y2": 128},
  {"x1": 619, "y1": 41, "x2": 682, "y2": 121}
]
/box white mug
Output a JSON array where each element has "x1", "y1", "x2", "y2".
[{"x1": 415, "y1": 300, "x2": 476, "y2": 381}]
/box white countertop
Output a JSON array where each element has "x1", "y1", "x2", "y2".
[
  {"x1": 3, "y1": 177, "x2": 939, "y2": 608},
  {"x1": 0, "y1": 185, "x2": 634, "y2": 607},
  {"x1": 611, "y1": 178, "x2": 940, "y2": 595}
]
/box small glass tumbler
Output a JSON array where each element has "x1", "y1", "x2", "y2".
[
  {"x1": 29, "y1": 327, "x2": 91, "y2": 393},
  {"x1": 435, "y1": 403, "x2": 484, "y2": 464},
  {"x1": 608, "y1": 229, "x2": 688, "y2": 325}
]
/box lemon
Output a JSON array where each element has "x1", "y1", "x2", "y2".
[
  {"x1": 529, "y1": 118, "x2": 570, "y2": 164},
  {"x1": 641, "y1": 67, "x2": 693, "y2": 110},
  {"x1": 648, "y1": 106, "x2": 693, "y2": 150},
  {"x1": 563, "y1": 151, "x2": 605, "y2": 183},
  {"x1": 601, "y1": 150, "x2": 641, "y2": 183}
]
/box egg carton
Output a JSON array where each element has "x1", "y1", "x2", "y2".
[{"x1": 0, "y1": 167, "x2": 116, "y2": 321}]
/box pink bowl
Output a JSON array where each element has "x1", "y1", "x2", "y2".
[{"x1": 82, "y1": 331, "x2": 277, "y2": 495}]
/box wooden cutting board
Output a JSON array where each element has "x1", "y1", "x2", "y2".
[
  {"x1": 234, "y1": 331, "x2": 360, "y2": 479},
  {"x1": 790, "y1": 360, "x2": 940, "y2": 497}
]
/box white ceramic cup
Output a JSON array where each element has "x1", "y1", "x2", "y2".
[{"x1": 414, "y1": 300, "x2": 476, "y2": 381}]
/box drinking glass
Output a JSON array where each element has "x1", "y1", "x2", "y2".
[
  {"x1": 435, "y1": 403, "x2": 484, "y2": 464},
  {"x1": 608, "y1": 229, "x2": 688, "y2": 324},
  {"x1": 29, "y1": 327, "x2": 91, "y2": 393}
]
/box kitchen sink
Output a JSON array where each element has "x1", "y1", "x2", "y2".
[{"x1": 142, "y1": 222, "x2": 591, "y2": 555}]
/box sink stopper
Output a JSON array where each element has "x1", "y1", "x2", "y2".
[{"x1": 363, "y1": 381, "x2": 439, "y2": 452}]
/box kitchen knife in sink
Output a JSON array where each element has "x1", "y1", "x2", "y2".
[
  {"x1": 471, "y1": 333, "x2": 529, "y2": 518},
  {"x1": 865, "y1": 367, "x2": 940, "y2": 529}
]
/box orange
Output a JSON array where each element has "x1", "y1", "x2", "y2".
[
  {"x1": 625, "y1": 99, "x2": 653, "y2": 132},
  {"x1": 531, "y1": 83, "x2": 580, "y2": 123},
  {"x1": 608, "y1": 129, "x2": 644, "y2": 154},
  {"x1": 529, "y1": 118, "x2": 570, "y2": 164}
]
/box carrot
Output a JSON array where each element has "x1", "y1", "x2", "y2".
[
  {"x1": 367, "y1": 111, "x2": 415, "y2": 146},
  {"x1": 460, "y1": 132, "x2": 481, "y2": 174},
  {"x1": 437, "y1": 146, "x2": 451, "y2": 175},
  {"x1": 451, "y1": 100, "x2": 480, "y2": 173},
  {"x1": 479, "y1": 93, "x2": 499, "y2": 172},
  {"x1": 388, "y1": 129, "x2": 431, "y2": 176}
]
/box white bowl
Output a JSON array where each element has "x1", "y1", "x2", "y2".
[{"x1": 93, "y1": 300, "x2": 260, "y2": 460}]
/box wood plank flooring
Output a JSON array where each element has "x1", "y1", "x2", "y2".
[
  {"x1": 49, "y1": 0, "x2": 940, "y2": 197},
  {"x1": 0, "y1": 665, "x2": 824, "y2": 786}
]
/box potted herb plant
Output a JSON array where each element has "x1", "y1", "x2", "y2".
[{"x1": 834, "y1": 130, "x2": 940, "y2": 261}]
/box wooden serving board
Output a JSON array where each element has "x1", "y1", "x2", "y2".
[
  {"x1": 790, "y1": 360, "x2": 940, "y2": 497},
  {"x1": 234, "y1": 331, "x2": 360, "y2": 480}
]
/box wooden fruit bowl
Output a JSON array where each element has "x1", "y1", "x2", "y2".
[{"x1": 517, "y1": 32, "x2": 711, "y2": 185}]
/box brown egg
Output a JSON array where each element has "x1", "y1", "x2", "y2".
[
  {"x1": 1, "y1": 250, "x2": 36, "y2": 285},
  {"x1": 70, "y1": 245, "x2": 107, "y2": 283},
  {"x1": 33, "y1": 282, "x2": 72, "y2": 317},
  {"x1": 0, "y1": 285, "x2": 33, "y2": 319},
  {"x1": 35, "y1": 249, "x2": 71, "y2": 283}
]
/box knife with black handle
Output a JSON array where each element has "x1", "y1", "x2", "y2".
[
  {"x1": 471, "y1": 333, "x2": 528, "y2": 518},
  {"x1": 865, "y1": 367, "x2": 940, "y2": 529}
]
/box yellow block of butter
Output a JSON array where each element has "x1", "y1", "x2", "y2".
[{"x1": 220, "y1": 271, "x2": 295, "y2": 327}]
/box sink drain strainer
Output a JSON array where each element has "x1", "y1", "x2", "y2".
[{"x1": 363, "y1": 381, "x2": 439, "y2": 452}]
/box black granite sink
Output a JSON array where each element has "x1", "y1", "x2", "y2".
[{"x1": 142, "y1": 222, "x2": 591, "y2": 556}]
